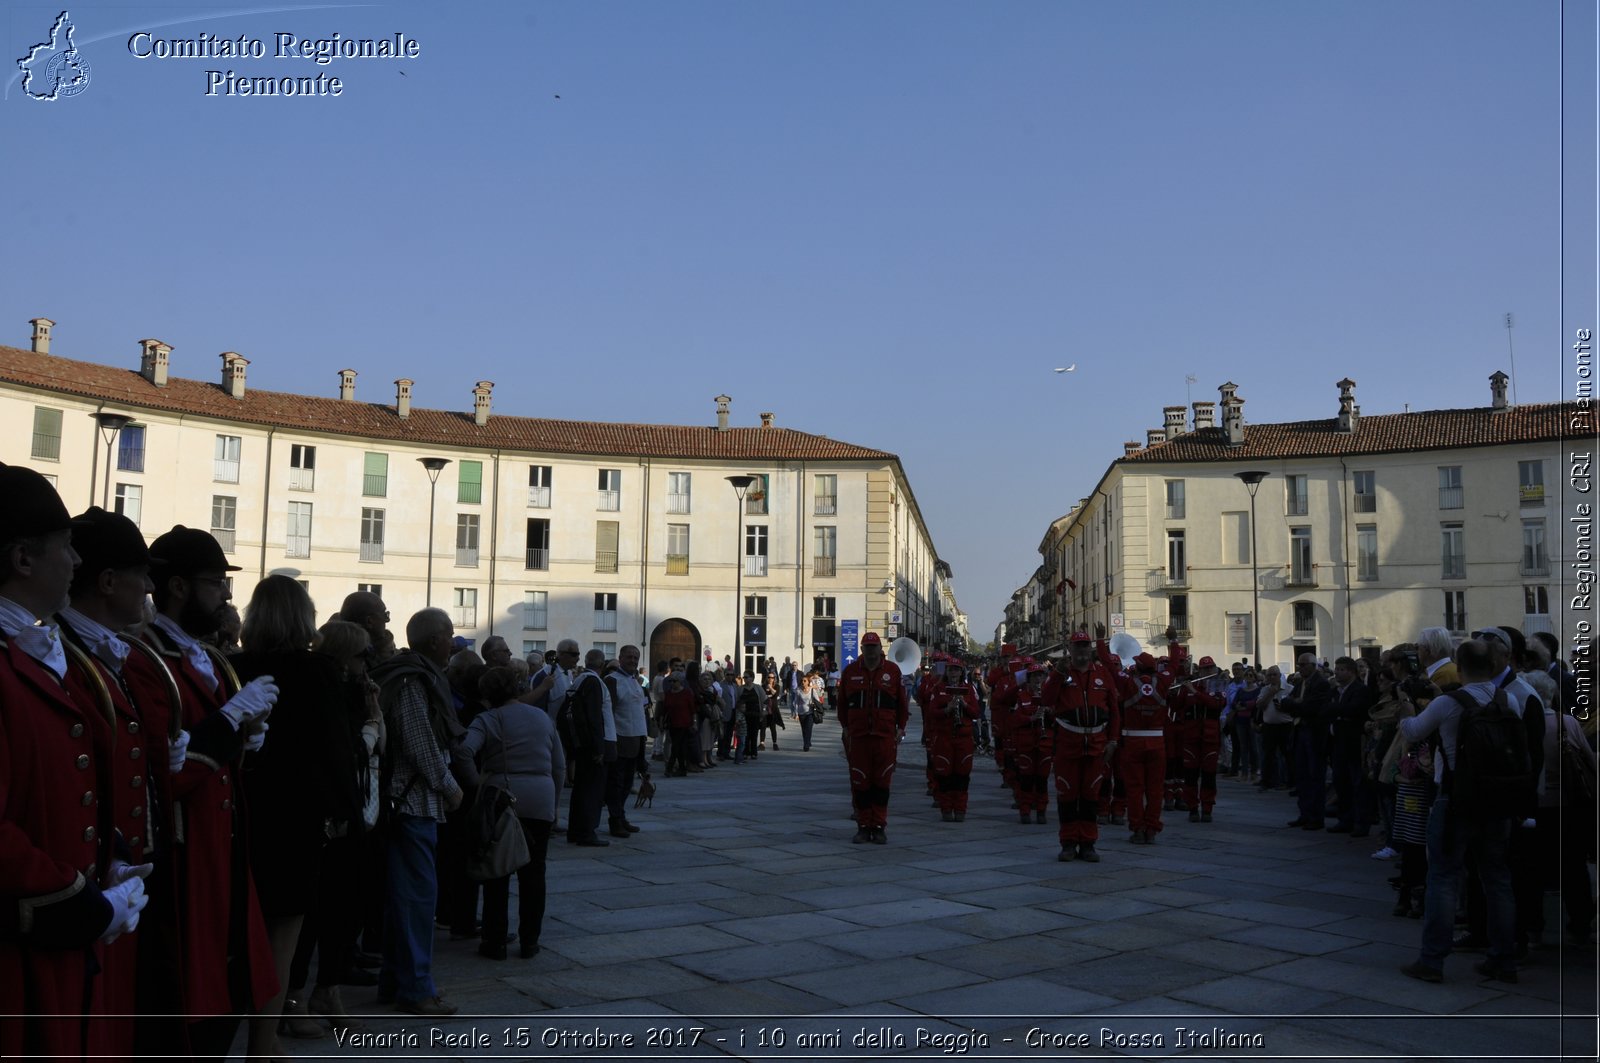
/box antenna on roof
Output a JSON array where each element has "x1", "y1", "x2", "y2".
[
  {"x1": 1503, "y1": 313, "x2": 1518, "y2": 406},
  {"x1": 1184, "y1": 373, "x2": 1197, "y2": 408}
]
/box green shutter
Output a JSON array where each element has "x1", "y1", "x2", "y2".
[
  {"x1": 363, "y1": 452, "x2": 388, "y2": 497},
  {"x1": 31, "y1": 407, "x2": 62, "y2": 461},
  {"x1": 458, "y1": 460, "x2": 483, "y2": 504}
]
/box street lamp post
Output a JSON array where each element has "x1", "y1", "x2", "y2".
[
  {"x1": 92, "y1": 412, "x2": 132, "y2": 510},
  {"x1": 1235, "y1": 471, "x2": 1270, "y2": 668},
  {"x1": 419, "y1": 457, "x2": 452, "y2": 607},
  {"x1": 726, "y1": 475, "x2": 755, "y2": 676}
]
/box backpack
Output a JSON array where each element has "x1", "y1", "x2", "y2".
[
  {"x1": 1442, "y1": 689, "x2": 1532, "y2": 819},
  {"x1": 555, "y1": 673, "x2": 601, "y2": 756}
]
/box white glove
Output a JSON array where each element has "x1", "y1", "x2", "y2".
[
  {"x1": 220, "y1": 677, "x2": 278, "y2": 730},
  {"x1": 243, "y1": 718, "x2": 268, "y2": 753},
  {"x1": 167, "y1": 730, "x2": 190, "y2": 773},
  {"x1": 107, "y1": 860, "x2": 154, "y2": 887},
  {"x1": 98, "y1": 874, "x2": 150, "y2": 943}
]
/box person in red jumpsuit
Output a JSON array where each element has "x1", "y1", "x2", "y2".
[
  {"x1": 916, "y1": 656, "x2": 945, "y2": 802},
  {"x1": 1043, "y1": 630, "x2": 1121, "y2": 862},
  {"x1": 1120, "y1": 653, "x2": 1171, "y2": 843},
  {"x1": 1010, "y1": 665, "x2": 1053, "y2": 824},
  {"x1": 837, "y1": 632, "x2": 909, "y2": 844},
  {"x1": 1160, "y1": 635, "x2": 1189, "y2": 810},
  {"x1": 987, "y1": 644, "x2": 1020, "y2": 782},
  {"x1": 1180, "y1": 656, "x2": 1227, "y2": 822},
  {"x1": 925, "y1": 659, "x2": 980, "y2": 821}
]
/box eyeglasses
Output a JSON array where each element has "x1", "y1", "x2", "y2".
[
  {"x1": 558, "y1": 649, "x2": 580, "y2": 657},
  {"x1": 1472, "y1": 629, "x2": 1509, "y2": 647},
  {"x1": 191, "y1": 576, "x2": 230, "y2": 587}
]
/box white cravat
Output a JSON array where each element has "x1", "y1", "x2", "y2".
[
  {"x1": 59, "y1": 607, "x2": 130, "y2": 673},
  {"x1": 151, "y1": 614, "x2": 218, "y2": 693},
  {"x1": 0, "y1": 595, "x2": 67, "y2": 680}
]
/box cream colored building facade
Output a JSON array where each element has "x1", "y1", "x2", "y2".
[
  {"x1": 1, "y1": 320, "x2": 957, "y2": 668},
  {"x1": 1006, "y1": 374, "x2": 1582, "y2": 668}
]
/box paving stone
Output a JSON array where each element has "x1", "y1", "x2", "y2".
[
  {"x1": 777, "y1": 957, "x2": 988, "y2": 1003},
  {"x1": 1055, "y1": 921, "x2": 1189, "y2": 953},
  {"x1": 1145, "y1": 937, "x2": 1299, "y2": 974},
  {"x1": 1041, "y1": 895, "x2": 1166, "y2": 921},
  {"x1": 542, "y1": 924, "x2": 747, "y2": 964},
  {"x1": 1035, "y1": 949, "x2": 1209, "y2": 1002},
  {"x1": 666, "y1": 940, "x2": 857, "y2": 981},
  {"x1": 897, "y1": 975, "x2": 1119, "y2": 1016},
  {"x1": 1217, "y1": 923, "x2": 1367, "y2": 956},
  {"x1": 822, "y1": 896, "x2": 987, "y2": 927},
  {"x1": 940, "y1": 907, "x2": 1088, "y2": 940},
  {"x1": 555, "y1": 901, "x2": 734, "y2": 935},
  {"x1": 921, "y1": 938, "x2": 1114, "y2": 979},
  {"x1": 815, "y1": 923, "x2": 983, "y2": 959},
  {"x1": 1170, "y1": 972, "x2": 1342, "y2": 1013},
  {"x1": 1190, "y1": 897, "x2": 1351, "y2": 928}
]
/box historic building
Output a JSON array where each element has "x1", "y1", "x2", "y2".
[{"x1": 1, "y1": 318, "x2": 958, "y2": 668}]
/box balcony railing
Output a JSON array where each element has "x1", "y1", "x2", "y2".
[
  {"x1": 286, "y1": 535, "x2": 311, "y2": 559},
  {"x1": 1520, "y1": 484, "x2": 1545, "y2": 506},
  {"x1": 596, "y1": 549, "x2": 618, "y2": 574},
  {"x1": 745, "y1": 555, "x2": 768, "y2": 577},
  {"x1": 1521, "y1": 557, "x2": 1550, "y2": 577},
  {"x1": 813, "y1": 556, "x2": 836, "y2": 577},
  {"x1": 815, "y1": 495, "x2": 837, "y2": 515},
  {"x1": 528, "y1": 485, "x2": 550, "y2": 508},
  {"x1": 116, "y1": 447, "x2": 145, "y2": 473},
  {"x1": 212, "y1": 528, "x2": 236, "y2": 553},
  {"x1": 1442, "y1": 557, "x2": 1466, "y2": 580},
  {"x1": 525, "y1": 548, "x2": 549, "y2": 571},
  {"x1": 666, "y1": 554, "x2": 689, "y2": 575},
  {"x1": 360, "y1": 541, "x2": 384, "y2": 563},
  {"x1": 1438, "y1": 486, "x2": 1463, "y2": 510},
  {"x1": 456, "y1": 547, "x2": 479, "y2": 567},
  {"x1": 595, "y1": 613, "x2": 618, "y2": 633},
  {"x1": 214, "y1": 459, "x2": 240, "y2": 483},
  {"x1": 598, "y1": 490, "x2": 620, "y2": 511},
  {"x1": 1286, "y1": 568, "x2": 1318, "y2": 587},
  {"x1": 287, "y1": 467, "x2": 315, "y2": 491},
  {"x1": 667, "y1": 493, "x2": 690, "y2": 514},
  {"x1": 363, "y1": 474, "x2": 387, "y2": 497}
]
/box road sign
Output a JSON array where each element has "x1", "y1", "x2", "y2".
[
  {"x1": 1110, "y1": 613, "x2": 1125, "y2": 630},
  {"x1": 886, "y1": 624, "x2": 899, "y2": 639},
  {"x1": 841, "y1": 620, "x2": 859, "y2": 668}
]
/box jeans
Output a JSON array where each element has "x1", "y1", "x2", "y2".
[
  {"x1": 799, "y1": 714, "x2": 814, "y2": 750},
  {"x1": 1417, "y1": 795, "x2": 1516, "y2": 972},
  {"x1": 1229, "y1": 716, "x2": 1258, "y2": 775},
  {"x1": 1259, "y1": 723, "x2": 1292, "y2": 788},
  {"x1": 381, "y1": 814, "x2": 440, "y2": 1003}
]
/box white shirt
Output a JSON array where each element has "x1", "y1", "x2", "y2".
[
  {"x1": 151, "y1": 613, "x2": 218, "y2": 692},
  {"x1": 58, "y1": 607, "x2": 129, "y2": 673},
  {"x1": 608, "y1": 671, "x2": 649, "y2": 738},
  {"x1": 0, "y1": 595, "x2": 66, "y2": 679},
  {"x1": 1400, "y1": 679, "x2": 1497, "y2": 785}
]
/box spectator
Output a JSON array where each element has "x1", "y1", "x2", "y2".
[
  {"x1": 1525, "y1": 638, "x2": 1597, "y2": 944},
  {"x1": 1228, "y1": 669, "x2": 1261, "y2": 781},
  {"x1": 661, "y1": 663, "x2": 696, "y2": 777},
  {"x1": 1327, "y1": 656, "x2": 1375, "y2": 835},
  {"x1": 649, "y1": 659, "x2": 670, "y2": 761},
  {"x1": 480, "y1": 636, "x2": 512, "y2": 669},
  {"x1": 603, "y1": 646, "x2": 647, "y2": 837},
  {"x1": 564, "y1": 649, "x2": 610, "y2": 846},
  {"x1": 1417, "y1": 627, "x2": 1459, "y2": 691},
  {"x1": 1282, "y1": 653, "x2": 1334, "y2": 830},
  {"x1": 797, "y1": 665, "x2": 822, "y2": 751},
  {"x1": 339, "y1": 590, "x2": 396, "y2": 663},
  {"x1": 738, "y1": 672, "x2": 766, "y2": 763}
]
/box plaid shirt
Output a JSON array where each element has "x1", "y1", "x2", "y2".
[{"x1": 389, "y1": 670, "x2": 462, "y2": 821}]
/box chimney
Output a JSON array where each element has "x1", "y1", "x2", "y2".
[
  {"x1": 338, "y1": 368, "x2": 357, "y2": 401},
  {"x1": 1123, "y1": 440, "x2": 1142, "y2": 457},
  {"x1": 1218, "y1": 381, "x2": 1239, "y2": 406},
  {"x1": 1163, "y1": 405, "x2": 1187, "y2": 436},
  {"x1": 1147, "y1": 427, "x2": 1167, "y2": 447},
  {"x1": 472, "y1": 380, "x2": 494, "y2": 427},
  {"x1": 1336, "y1": 377, "x2": 1359, "y2": 433},
  {"x1": 759, "y1": 411, "x2": 775, "y2": 428},
  {"x1": 220, "y1": 352, "x2": 248, "y2": 399},
  {"x1": 139, "y1": 339, "x2": 171, "y2": 387},
  {"x1": 1222, "y1": 397, "x2": 1246, "y2": 447},
  {"x1": 714, "y1": 394, "x2": 732, "y2": 431},
  {"x1": 29, "y1": 317, "x2": 53, "y2": 354},
  {"x1": 395, "y1": 378, "x2": 414, "y2": 419},
  {"x1": 1192, "y1": 401, "x2": 1216, "y2": 431},
  {"x1": 1489, "y1": 370, "x2": 1510, "y2": 411}
]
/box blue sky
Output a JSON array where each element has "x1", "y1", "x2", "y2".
[{"x1": 2, "y1": 1, "x2": 1591, "y2": 635}]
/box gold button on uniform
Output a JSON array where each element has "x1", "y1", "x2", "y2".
[
  {"x1": 220, "y1": 775, "x2": 230, "y2": 785},
  {"x1": 81, "y1": 791, "x2": 94, "y2": 806},
  {"x1": 130, "y1": 805, "x2": 144, "y2": 818},
  {"x1": 128, "y1": 836, "x2": 141, "y2": 848},
  {"x1": 221, "y1": 799, "x2": 232, "y2": 811},
  {"x1": 82, "y1": 826, "x2": 95, "y2": 842},
  {"x1": 129, "y1": 747, "x2": 141, "y2": 760},
  {"x1": 70, "y1": 723, "x2": 85, "y2": 738},
  {"x1": 130, "y1": 775, "x2": 142, "y2": 787},
  {"x1": 127, "y1": 722, "x2": 140, "y2": 734},
  {"x1": 75, "y1": 755, "x2": 90, "y2": 770}
]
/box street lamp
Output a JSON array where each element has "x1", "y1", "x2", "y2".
[
  {"x1": 726, "y1": 474, "x2": 756, "y2": 676},
  {"x1": 418, "y1": 457, "x2": 452, "y2": 607},
  {"x1": 91, "y1": 412, "x2": 132, "y2": 509},
  {"x1": 1234, "y1": 470, "x2": 1270, "y2": 668}
]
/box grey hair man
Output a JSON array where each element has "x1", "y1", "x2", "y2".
[
  {"x1": 480, "y1": 635, "x2": 512, "y2": 669},
  {"x1": 1416, "y1": 627, "x2": 1459, "y2": 690},
  {"x1": 603, "y1": 645, "x2": 648, "y2": 836}
]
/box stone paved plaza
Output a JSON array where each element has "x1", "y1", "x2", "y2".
[{"x1": 279, "y1": 713, "x2": 1598, "y2": 1062}]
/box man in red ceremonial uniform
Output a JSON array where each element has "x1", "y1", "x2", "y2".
[
  {"x1": 1043, "y1": 630, "x2": 1121, "y2": 862},
  {"x1": 142, "y1": 526, "x2": 281, "y2": 1057},
  {"x1": 1120, "y1": 653, "x2": 1170, "y2": 844},
  {"x1": 1010, "y1": 665, "x2": 1053, "y2": 824},
  {"x1": 0, "y1": 466, "x2": 150, "y2": 1061},
  {"x1": 925, "y1": 659, "x2": 980, "y2": 822},
  {"x1": 1180, "y1": 656, "x2": 1227, "y2": 822},
  {"x1": 837, "y1": 632, "x2": 909, "y2": 844}
]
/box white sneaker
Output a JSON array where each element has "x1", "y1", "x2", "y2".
[{"x1": 1370, "y1": 846, "x2": 1398, "y2": 860}]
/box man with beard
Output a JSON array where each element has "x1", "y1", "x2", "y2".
[{"x1": 837, "y1": 632, "x2": 909, "y2": 844}]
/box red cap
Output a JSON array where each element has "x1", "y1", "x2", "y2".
[
  {"x1": 861, "y1": 632, "x2": 882, "y2": 647},
  {"x1": 1000, "y1": 642, "x2": 1018, "y2": 656},
  {"x1": 1198, "y1": 656, "x2": 1216, "y2": 668},
  {"x1": 1134, "y1": 652, "x2": 1157, "y2": 671},
  {"x1": 1069, "y1": 630, "x2": 1093, "y2": 644}
]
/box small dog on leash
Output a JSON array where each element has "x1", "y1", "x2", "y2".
[{"x1": 634, "y1": 773, "x2": 656, "y2": 809}]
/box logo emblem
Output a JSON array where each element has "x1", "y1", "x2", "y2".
[{"x1": 18, "y1": 11, "x2": 91, "y2": 101}]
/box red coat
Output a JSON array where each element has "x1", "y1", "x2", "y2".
[
  {"x1": 1042, "y1": 662, "x2": 1123, "y2": 754},
  {"x1": 0, "y1": 638, "x2": 117, "y2": 1061},
  {"x1": 924, "y1": 682, "x2": 980, "y2": 742},
  {"x1": 837, "y1": 659, "x2": 908, "y2": 739},
  {"x1": 1010, "y1": 686, "x2": 1053, "y2": 755}
]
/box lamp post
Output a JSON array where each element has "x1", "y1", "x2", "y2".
[
  {"x1": 1234, "y1": 470, "x2": 1270, "y2": 668},
  {"x1": 91, "y1": 412, "x2": 132, "y2": 510},
  {"x1": 726, "y1": 475, "x2": 755, "y2": 676},
  {"x1": 418, "y1": 457, "x2": 452, "y2": 607}
]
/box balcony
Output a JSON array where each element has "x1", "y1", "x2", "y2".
[
  {"x1": 1146, "y1": 570, "x2": 1187, "y2": 592},
  {"x1": 814, "y1": 495, "x2": 837, "y2": 515},
  {"x1": 1441, "y1": 557, "x2": 1466, "y2": 580},
  {"x1": 286, "y1": 535, "x2": 310, "y2": 559},
  {"x1": 666, "y1": 553, "x2": 688, "y2": 575},
  {"x1": 596, "y1": 549, "x2": 618, "y2": 574},
  {"x1": 1521, "y1": 557, "x2": 1550, "y2": 578},
  {"x1": 287, "y1": 467, "x2": 315, "y2": 491},
  {"x1": 1285, "y1": 570, "x2": 1318, "y2": 588},
  {"x1": 813, "y1": 556, "x2": 836, "y2": 577},
  {"x1": 456, "y1": 547, "x2": 479, "y2": 568},
  {"x1": 360, "y1": 541, "x2": 384, "y2": 563},
  {"x1": 597, "y1": 490, "x2": 620, "y2": 512},
  {"x1": 527, "y1": 485, "x2": 550, "y2": 508},
  {"x1": 667, "y1": 493, "x2": 690, "y2": 514},
  {"x1": 525, "y1": 548, "x2": 549, "y2": 571},
  {"x1": 363, "y1": 474, "x2": 387, "y2": 497},
  {"x1": 745, "y1": 555, "x2": 768, "y2": 578},
  {"x1": 214, "y1": 459, "x2": 240, "y2": 483},
  {"x1": 1520, "y1": 484, "x2": 1545, "y2": 507},
  {"x1": 1438, "y1": 486, "x2": 1463, "y2": 510},
  {"x1": 212, "y1": 528, "x2": 236, "y2": 553}
]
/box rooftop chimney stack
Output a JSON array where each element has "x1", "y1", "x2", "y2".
[
  {"x1": 1147, "y1": 427, "x2": 1167, "y2": 447},
  {"x1": 714, "y1": 394, "x2": 732, "y2": 431},
  {"x1": 338, "y1": 368, "x2": 357, "y2": 402},
  {"x1": 1218, "y1": 382, "x2": 1245, "y2": 447},
  {"x1": 395, "y1": 378, "x2": 414, "y2": 420},
  {"x1": 139, "y1": 339, "x2": 171, "y2": 387},
  {"x1": 1192, "y1": 400, "x2": 1216, "y2": 431},
  {"x1": 472, "y1": 381, "x2": 494, "y2": 427},
  {"x1": 220, "y1": 352, "x2": 248, "y2": 399},
  {"x1": 1123, "y1": 440, "x2": 1142, "y2": 457},
  {"x1": 1489, "y1": 370, "x2": 1510, "y2": 411},
  {"x1": 29, "y1": 318, "x2": 53, "y2": 354},
  {"x1": 1163, "y1": 405, "x2": 1188, "y2": 436},
  {"x1": 759, "y1": 411, "x2": 775, "y2": 428},
  {"x1": 1336, "y1": 378, "x2": 1359, "y2": 433}
]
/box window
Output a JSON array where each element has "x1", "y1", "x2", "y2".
[
  {"x1": 1356, "y1": 524, "x2": 1378, "y2": 581},
  {"x1": 363, "y1": 452, "x2": 388, "y2": 497},
  {"x1": 452, "y1": 588, "x2": 477, "y2": 629},
  {"x1": 1165, "y1": 480, "x2": 1185, "y2": 520},
  {"x1": 1353, "y1": 470, "x2": 1376, "y2": 513},
  {"x1": 1168, "y1": 593, "x2": 1189, "y2": 634},
  {"x1": 213, "y1": 434, "x2": 241, "y2": 483},
  {"x1": 1221, "y1": 511, "x2": 1249, "y2": 565},
  {"x1": 358, "y1": 582, "x2": 382, "y2": 597},
  {"x1": 1518, "y1": 460, "x2": 1544, "y2": 506},
  {"x1": 1441, "y1": 523, "x2": 1465, "y2": 579},
  {"x1": 528, "y1": 465, "x2": 551, "y2": 508},
  {"x1": 526, "y1": 519, "x2": 550, "y2": 570},
  {"x1": 594, "y1": 642, "x2": 617, "y2": 661},
  {"x1": 113, "y1": 484, "x2": 142, "y2": 527},
  {"x1": 288, "y1": 444, "x2": 316, "y2": 490},
  {"x1": 211, "y1": 496, "x2": 237, "y2": 552},
  {"x1": 456, "y1": 514, "x2": 480, "y2": 567},
  {"x1": 598, "y1": 468, "x2": 620, "y2": 511},
  {"x1": 745, "y1": 524, "x2": 768, "y2": 577},
  {"x1": 116, "y1": 425, "x2": 145, "y2": 472},
  {"x1": 522, "y1": 639, "x2": 546, "y2": 658},
  {"x1": 1285, "y1": 474, "x2": 1308, "y2": 516},
  {"x1": 812, "y1": 595, "x2": 837, "y2": 661},
  {"x1": 594, "y1": 592, "x2": 618, "y2": 632},
  {"x1": 360, "y1": 508, "x2": 385, "y2": 562},
  {"x1": 1444, "y1": 590, "x2": 1468, "y2": 635},
  {"x1": 523, "y1": 591, "x2": 548, "y2": 630},
  {"x1": 744, "y1": 596, "x2": 768, "y2": 664},
  {"x1": 458, "y1": 460, "x2": 483, "y2": 505},
  {"x1": 667, "y1": 472, "x2": 691, "y2": 514},
  {"x1": 1289, "y1": 527, "x2": 1314, "y2": 585},
  {"x1": 286, "y1": 501, "x2": 312, "y2": 558},
  {"x1": 1293, "y1": 601, "x2": 1316, "y2": 635},
  {"x1": 814, "y1": 526, "x2": 837, "y2": 577},
  {"x1": 1522, "y1": 519, "x2": 1548, "y2": 575},
  {"x1": 596, "y1": 520, "x2": 619, "y2": 573},
  {"x1": 814, "y1": 474, "x2": 837, "y2": 515},
  {"x1": 1166, "y1": 530, "x2": 1186, "y2": 584},
  {"x1": 745, "y1": 474, "x2": 770, "y2": 516},
  {"x1": 1438, "y1": 466, "x2": 1463, "y2": 510},
  {"x1": 30, "y1": 407, "x2": 62, "y2": 461},
  {"x1": 1525, "y1": 585, "x2": 1549, "y2": 616},
  {"x1": 666, "y1": 523, "x2": 690, "y2": 575}
]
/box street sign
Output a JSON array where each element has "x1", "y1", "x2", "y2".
[
  {"x1": 841, "y1": 620, "x2": 859, "y2": 667},
  {"x1": 1110, "y1": 613, "x2": 1125, "y2": 631},
  {"x1": 890, "y1": 611, "x2": 903, "y2": 625},
  {"x1": 886, "y1": 624, "x2": 899, "y2": 639}
]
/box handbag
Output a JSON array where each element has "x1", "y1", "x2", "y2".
[
  {"x1": 465, "y1": 781, "x2": 531, "y2": 881},
  {"x1": 1561, "y1": 728, "x2": 1597, "y2": 811}
]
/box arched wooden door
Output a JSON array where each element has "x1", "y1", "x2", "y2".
[{"x1": 648, "y1": 617, "x2": 701, "y2": 668}]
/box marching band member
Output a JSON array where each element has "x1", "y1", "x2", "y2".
[
  {"x1": 925, "y1": 659, "x2": 980, "y2": 822},
  {"x1": 1180, "y1": 655, "x2": 1228, "y2": 823},
  {"x1": 1120, "y1": 653, "x2": 1170, "y2": 843},
  {"x1": 1010, "y1": 664, "x2": 1053, "y2": 824},
  {"x1": 1042, "y1": 630, "x2": 1122, "y2": 862},
  {"x1": 837, "y1": 632, "x2": 909, "y2": 845}
]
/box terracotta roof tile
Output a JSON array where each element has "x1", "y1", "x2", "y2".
[
  {"x1": 1120, "y1": 403, "x2": 1575, "y2": 463},
  {"x1": 0, "y1": 345, "x2": 895, "y2": 462}
]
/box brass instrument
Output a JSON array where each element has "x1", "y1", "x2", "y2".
[
  {"x1": 124, "y1": 637, "x2": 185, "y2": 740},
  {"x1": 61, "y1": 640, "x2": 117, "y2": 741},
  {"x1": 203, "y1": 644, "x2": 243, "y2": 698}
]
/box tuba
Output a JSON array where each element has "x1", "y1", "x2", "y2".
[
  {"x1": 887, "y1": 637, "x2": 922, "y2": 676},
  {"x1": 1109, "y1": 632, "x2": 1141, "y2": 669}
]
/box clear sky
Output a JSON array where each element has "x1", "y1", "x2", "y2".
[{"x1": 2, "y1": 0, "x2": 1591, "y2": 636}]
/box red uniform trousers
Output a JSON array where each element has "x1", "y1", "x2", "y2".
[
  {"x1": 1181, "y1": 719, "x2": 1222, "y2": 812},
  {"x1": 1053, "y1": 727, "x2": 1111, "y2": 845},
  {"x1": 846, "y1": 733, "x2": 899, "y2": 828},
  {"x1": 928, "y1": 732, "x2": 976, "y2": 813},
  {"x1": 1011, "y1": 724, "x2": 1053, "y2": 814},
  {"x1": 1122, "y1": 736, "x2": 1166, "y2": 834},
  {"x1": 1164, "y1": 714, "x2": 1185, "y2": 807}
]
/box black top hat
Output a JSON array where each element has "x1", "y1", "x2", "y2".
[
  {"x1": 70, "y1": 507, "x2": 152, "y2": 573},
  {"x1": 148, "y1": 525, "x2": 241, "y2": 576},
  {"x1": 0, "y1": 463, "x2": 79, "y2": 542}
]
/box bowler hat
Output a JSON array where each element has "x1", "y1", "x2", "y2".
[
  {"x1": 0, "y1": 463, "x2": 79, "y2": 542},
  {"x1": 148, "y1": 525, "x2": 241, "y2": 576},
  {"x1": 70, "y1": 507, "x2": 151, "y2": 573}
]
